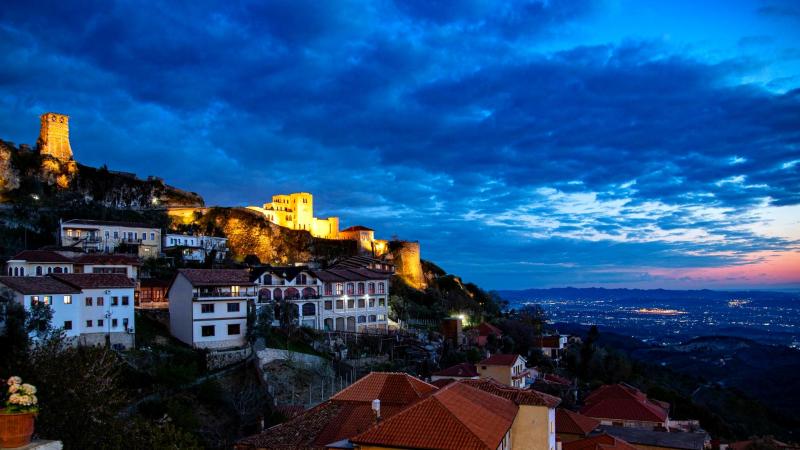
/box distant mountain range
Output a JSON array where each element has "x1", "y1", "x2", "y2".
[{"x1": 497, "y1": 287, "x2": 799, "y2": 303}]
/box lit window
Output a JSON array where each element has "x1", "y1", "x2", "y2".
[
  {"x1": 64, "y1": 295, "x2": 72, "y2": 304},
  {"x1": 43, "y1": 296, "x2": 51, "y2": 305}
]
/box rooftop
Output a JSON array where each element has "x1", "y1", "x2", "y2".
[
  {"x1": 341, "y1": 225, "x2": 374, "y2": 232},
  {"x1": 0, "y1": 276, "x2": 81, "y2": 295},
  {"x1": 459, "y1": 378, "x2": 561, "y2": 408},
  {"x1": 477, "y1": 322, "x2": 503, "y2": 337},
  {"x1": 51, "y1": 273, "x2": 136, "y2": 289},
  {"x1": 478, "y1": 353, "x2": 524, "y2": 367},
  {"x1": 61, "y1": 218, "x2": 157, "y2": 229},
  {"x1": 433, "y1": 362, "x2": 479, "y2": 378},
  {"x1": 179, "y1": 268, "x2": 254, "y2": 286},
  {"x1": 351, "y1": 382, "x2": 518, "y2": 450},
  {"x1": 581, "y1": 384, "x2": 669, "y2": 423},
  {"x1": 563, "y1": 433, "x2": 639, "y2": 450},
  {"x1": 557, "y1": 408, "x2": 600, "y2": 436},
  {"x1": 332, "y1": 372, "x2": 437, "y2": 404},
  {"x1": 7, "y1": 250, "x2": 74, "y2": 263},
  {"x1": 72, "y1": 253, "x2": 142, "y2": 266},
  {"x1": 599, "y1": 426, "x2": 708, "y2": 450}
]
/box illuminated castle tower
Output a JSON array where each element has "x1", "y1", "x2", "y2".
[
  {"x1": 247, "y1": 192, "x2": 340, "y2": 239},
  {"x1": 38, "y1": 112, "x2": 73, "y2": 160}
]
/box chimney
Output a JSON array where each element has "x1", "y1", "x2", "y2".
[{"x1": 372, "y1": 399, "x2": 381, "y2": 422}]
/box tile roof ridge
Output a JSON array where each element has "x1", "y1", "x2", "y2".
[{"x1": 434, "y1": 382, "x2": 509, "y2": 448}]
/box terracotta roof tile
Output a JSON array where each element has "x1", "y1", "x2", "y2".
[
  {"x1": 332, "y1": 372, "x2": 437, "y2": 404},
  {"x1": 72, "y1": 254, "x2": 142, "y2": 266},
  {"x1": 179, "y1": 268, "x2": 255, "y2": 286},
  {"x1": 479, "y1": 353, "x2": 523, "y2": 366},
  {"x1": 341, "y1": 225, "x2": 374, "y2": 232},
  {"x1": 433, "y1": 363, "x2": 479, "y2": 378},
  {"x1": 460, "y1": 378, "x2": 561, "y2": 408},
  {"x1": 351, "y1": 382, "x2": 518, "y2": 450},
  {"x1": 8, "y1": 250, "x2": 74, "y2": 263},
  {"x1": 477, "y1": 322, "x2": 503, "y2": 337},
  {"x1": 580, "y1": 384, "x2": 669, "y2": 423},
  {"x1": 563, "y1": 433, "x2": 639, "y2": 450},
  {"x1": 557, "y1": 408, "x2": 600, "y2": 436},
  {"x1": 51, "y1": 273, "x2": 136, "y2": 289},
  {"x1": 0, "y1": 276, "x2": 81, "y2": 295}
]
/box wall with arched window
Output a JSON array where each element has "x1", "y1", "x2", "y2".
[
  {"x1": 301, "y1": 303, "x2": 315, "y2": 316},
  {"x1": 285, "y1": 287, "x2": 300, "y2": 300}
]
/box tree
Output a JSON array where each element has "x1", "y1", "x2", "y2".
[
  {"x1": 248, "y1": 305, "x2": 274, "y2": 346},
  {"x1": 26, "y1": 300, "x2": 53, "y2": 336},
  {"x1": 0, "y1": 300, "x2": 29, "y2": 374},
  {"x1": 579, "y1": 325, "x2": 599, "y2": 379}
]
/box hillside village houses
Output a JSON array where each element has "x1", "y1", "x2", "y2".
[
  {"x1": 60, "y1": 218, "x2": 162, "y2": 257},
  {"x1": 163, "y1": 233, "x2": 228, "y2": 262},
  {"x1": 0, "y1": 273, "x2": 136, "y2": 348},
  {"x1": 477, "y1": 353, "x2": 533, "y2": 388}
]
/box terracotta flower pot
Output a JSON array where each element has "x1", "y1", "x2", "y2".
[{"x1": 0, "y1": 411, "x2": 35, "y2": 448}]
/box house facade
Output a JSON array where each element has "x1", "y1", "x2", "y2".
[
  {"x1": 60, "y1": 219, "x2": 161, "y2": 258},
  {"x1": 252, "y1": 265, "x2": 391, "y2": 333},
  {"x1": 580, "y1": 384, "x2": 671, "y2": 430},
  {"x1": 4, "y1": 250, "x2": 141, "y2": 278},
  {"x1": 168, "y1": 269, "x2": 257, "y2": 349},
  {"x1": 536, "y1": 335, "x2": 568, "y2": 360},
  {"x1": 477, "y1": 354, "x2": 532, "y2": 388},
  {"x1": 4, "y1": 250, "x2": 74, "y2": 276},
  {"x1": 0, "y1": 273, "x2": 136, "y2": 348},
  {"x1": 163, "y1": 233, "x2": 228, "y2": 262}
]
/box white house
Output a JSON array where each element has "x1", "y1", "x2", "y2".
[
  {"x1": 5, "y1": 250, "x2": 74, "y2": 276},
  {"x1": 0, "y1": 273, "x2": 136, "y2": 348},
  {"x1": 252, "y1": 265, "x2": 392, "y2": 333},
  {"x1": 60, "y1": 219, "x2": 161, "y2": 258},
  {"x1": 535, "y1": 335, "x2": 569, "y2": 360},
  {"x1": 163, "y1": 233, "x2": 228, "y2": 262},
  {"x1": 167, "y1": 269, "x2": 257, "y2": 349}
]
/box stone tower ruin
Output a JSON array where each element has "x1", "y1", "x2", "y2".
[{"x1": 38, "y1": 112, "x2": 73, "y2": 160}]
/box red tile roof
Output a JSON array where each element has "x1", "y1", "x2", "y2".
[
  {"x1": 563, "y1": 433, "x2": 639, "y2": 450},
  {"x1": 460, "y1": 378, "x2": 561, "y2": 408},
  {"x1": 479, "y1": 353, "x2": 523, "y2": 367},
  {"x1": 179, "y1": 268, "x2": 254, "y2": 286},
  {"x1": 8, "y1": 250, "x2": 74, "y2": 263},
  {"x1": 236, "y1": 373, "x2": 436, "y2": 450},
  {"x1": 557, "y1": 408, "x2": 600, "y2": 436},
  {"x1": 580, "y1": 384, "x2": 669, "y2": 423},
  {"x1": 536, "y1": 335, "x2": 564, "y2": 348},
  {"x1": 351, "y1": 382, "x2": 518, "y2": 450},
  {"x1": 51, "y1": 273, "x2": 136, "y2": 289},
  {"x1": 433, "y1": 362, "x2": 479, "y2": 378},
  {"x1": 72, "y1": 254, "x2": 142, "y2": 266},
  {"x1": 332, "y1": 372, "x2": 437, "y2": 404},
  {"x1": 341, "y1": 225, "x2": 374, "y2": 232},
  {"x1": 477, "y1": 322, "x2": 503, "y2": 337},
  {"x1": 0, "y1": 276, "x2": 81, "y2": 295},
  {"x1": 62, "y1": 218, "x2": 157, "y2": 229}
]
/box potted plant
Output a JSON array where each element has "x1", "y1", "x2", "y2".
[{"x1": 0, "y1": 376, "x2": 38, "y2": 448}]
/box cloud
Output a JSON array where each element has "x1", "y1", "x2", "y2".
[{"x1": 0, "y1": 0, "x2": 798, "y2": 289}]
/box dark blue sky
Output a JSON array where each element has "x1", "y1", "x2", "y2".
[{"x1": 1, "y1": 0, "x2": 799, "y2": 290}]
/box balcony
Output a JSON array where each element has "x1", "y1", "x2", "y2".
[{"x1": 193, "y1": 288, "x2": 257, "y2": 299}]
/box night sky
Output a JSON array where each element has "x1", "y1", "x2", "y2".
[{"x1": 1, "y1": 1, "x2": 798, "y2": 290}]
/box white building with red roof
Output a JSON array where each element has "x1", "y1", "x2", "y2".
[{"x1": 477, "y1": 354, "x2": 532, "y2": 388}]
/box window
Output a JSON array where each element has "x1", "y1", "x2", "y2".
[
  {"x1": 324, "y1": 300, "x2": 333, "y2": 310},
  {"x1": 228, "y1": 324, "x2": 241, "y2": 335},
  {"x1": 30, "y1": 296, "x2": 39, "y2": 306},
  {"x1": 368, "y1": 282, "x2": 375, "y2": 294},
  {"x1": 112, "y1": 319, "x2": 118, "y2": 328},
  {"x1": 357, "y1": 283, "x2": 365, "y2": 295},
  {"x1": 113, "y1": 231, "x2": 119, "y2": 239},
  {"x1": 227, "y1": 303, "x2": 240, "y2": 312},
  {"x1": 86, "y1": 297, "x2": 93, "y2": 306},
  {"x1": 334, "y1": 283, "x2": 344, "y2": 295},
  {"x1": 64, "y1": 295, "x2": 72, "y2": 304},
  {"x1": 97, "y1": 297, "x2": 104, "y2": 306},
  {"x1": 150, "y1": 232, "x2": 155, "y2": 241},
  {"x1": 97, "y1": 319, "x2": 104, "y2": 327},
  {"x1": 358, "y1": 298, "x2": 365, "y2": 308},
  {"x1": 378, "y1": 298, "x2": 385, "y2": 307},
  {"x1": 19, "y1": 267, "x2": 24, "y2": 276},
  {"x1": 111, "y1": 296, "x2": 119, "y2": 306},
  {"x1": 140, "y1": 233, "x2": 146, "y2": 241},
  {"x1": 86, "y1": 320, "x2": 92, "y2": 327},
  {"x1": 43, "y1": 296, "x2": 51, "y2": 305},
  {"x1": 298, "y1": 274, "x2": 307, "y2": 284},
  {"x1": 369, "y1": 298, "x2": 375, "y2": 308},
  {"x1": 122, "y1": 296, "x2": 129, "y2": 306},
  {"x1": 201, "y1": 304, "x2": 215, "y2": 314},
  {"x1": 36, "y1": 266, "x2": 42, "y2": 276},
  {"x1": 377, "y1": 314, "x2": 386, "y2": 321},
  {"x1": 336, "y1": 299, "x2": 344, "y2": 309},
  {"x1": 347, "y1": 299, "x2": 355, "y2": 309},
  {"x1": 358, "y1": 316, "x2": 367, "y2": 323},
  {"x1": 64, "y1": 321, "x2": 72, "y2": 330},
  {"x1": 105, "y1": 231, "x2": 109, "y2": 238},
  {"x1": 201, "y1": 325, "x2": 215, "y2": 337},
  {"x1": 232, "y1": 285, "x2": 240, "y2": 296},
  {"x1": 47, "y1": 267, "x2": 52, "y2": 274},
  {"x1": 378, "y1": 282, "x2": 385, "y2": 294},
  {"x1": 346, "y1": 283, "x2": 354, "y2": 295},
  {"x1": 368, "y1": 315, "x2": 376, "y2": 322}
]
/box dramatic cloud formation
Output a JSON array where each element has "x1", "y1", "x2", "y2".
[{"x1": 1, "y1": 0, "x2": 798, "y2": 289}]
